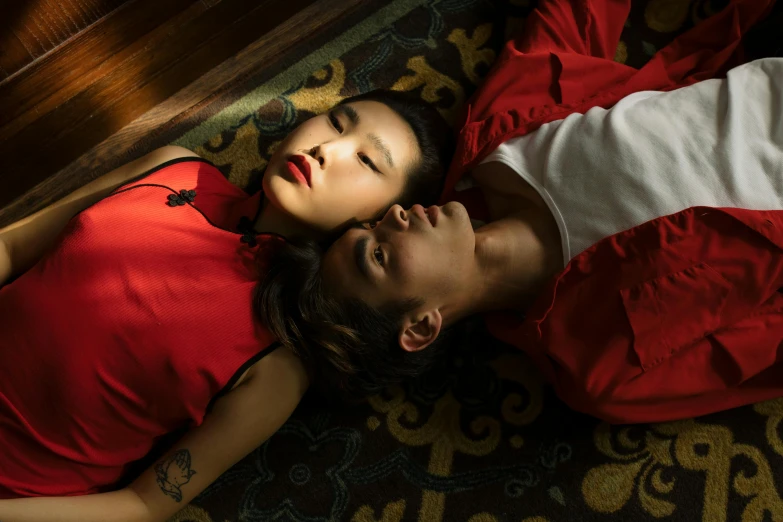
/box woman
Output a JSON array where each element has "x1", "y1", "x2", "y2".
[
  {"x1": 258, "y1": 0, "x2": 783, "y2": 421},
  {"x1": 0, "y1": 89, "x2": 453, "y2": 520}
]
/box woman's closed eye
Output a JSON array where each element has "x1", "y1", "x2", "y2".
[
  {"x1": 359, "y1": 153, "x2": 380, "y2": 173},
  {"x1": 328, "y1": 112, "x2": 379, "y2": 172}
]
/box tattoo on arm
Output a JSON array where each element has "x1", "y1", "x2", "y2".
[{"x1": 154, "y1": 449, "x2": 197, "y2": 502}]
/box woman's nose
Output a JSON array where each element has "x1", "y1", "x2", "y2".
[
  {"x1": 380, "y1": 204, "x2": 408, "y2": 230},
  {"x1": 309, "y1": 145, "x2": 326, "y2": 168},
  {"x1": 313, "y1": 137, "x2": 359, "y2": 170}
]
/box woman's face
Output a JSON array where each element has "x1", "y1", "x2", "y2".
[
  {"x1": 263, "y1": 100, "x2": 420, "y2": 233},
  {"x1": 322, "y1": 202, "x2": 475, "y2": 310}
]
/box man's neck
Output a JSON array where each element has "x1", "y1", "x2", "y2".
[{"x1": 468, "y1": 209, "x2": 563, "y2": 314}]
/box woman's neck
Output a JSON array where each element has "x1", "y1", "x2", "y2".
[
  {"x1": 469, "y1": 208, "x2": 563, "y2": 314},
  {"x1": 253, "y1": 199, "x2": 322, "y2": 241}
]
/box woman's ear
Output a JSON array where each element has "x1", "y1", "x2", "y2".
[{"x1": 398, "y1": 309, "x2": 443, "y2": 352}]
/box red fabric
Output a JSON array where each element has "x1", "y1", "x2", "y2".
[
  {"x1": 486, "y1": 208, "x2": 783, "y2": 423},
  {"x1": 442, "y1": 0, "x2": 781, "y2": 423},
  {"x1": 441, "y1": 0, "x2": 776, "y2": 203},
  {"x1": 0, "y1": 159, "x2": 281, "y2": 498}
]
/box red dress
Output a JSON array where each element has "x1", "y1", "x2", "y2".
[
  {"x1": 0, "y1": 158, "x2": 282, "y2": 498},
  {"x1": 441, "y1": 0, "x2": 781, "y2": 423}
]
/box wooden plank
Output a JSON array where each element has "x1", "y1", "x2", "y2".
[
  {"x1": 0, "y1": 0, "x2": 257, "y2": 147},
  {"x1": 0, "y1": 0, "x2": 322, "y2": 210},
  {"x1": 0, "y1": 0, "x2": 129, "y2": 78},
  {"x1": 0, "y1": 0, "x2": 195, "y2": 129},
  {"x1": 0, "y1": 31, "x2": 33, "y2": 80},
  {"x1": 0, "y1": 0, "x2": 208, "y2": 141},
  {"x1": 0, "y1": 0, "x2": 372, "y2": 228}
]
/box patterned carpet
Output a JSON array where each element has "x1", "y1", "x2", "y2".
[{"x1": 161, "y1": 0, "x2": 783, "y2": 520}]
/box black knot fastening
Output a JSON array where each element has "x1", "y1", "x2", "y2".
[
  {"x1": 239, "y1": 234, "x2": 258, "y2": 248},
  {"x1": 236, "y1": 216, "x2": 258, "y2": 247},
  {"x1": 167, "y1": 189, "x2": 197, "y2": 207}
]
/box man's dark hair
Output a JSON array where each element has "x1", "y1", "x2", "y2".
[
  {"x1": 338, "y1": 89, "x2": 455, "y2": 209},
  {"x1": 254, "y1": 239, "x2": 454, "y2": 398}
]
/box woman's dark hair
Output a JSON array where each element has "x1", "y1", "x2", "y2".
[
  {"x1": 338, "y1": 89, "x2": 455, "y2": 209},
  {"x1": 255, "y1": 239, "x2": 454, "y2": 399}
]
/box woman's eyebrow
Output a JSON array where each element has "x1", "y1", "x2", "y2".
[
  {"x1": 368, "y1": 133, "x2": 394, "y2": 168},
  {"x1": 336, "y1": 105, "x2": 360, "y2": 125},
  {"x1": 337, "y1": 105, "x2": 395, "y2": 169}
]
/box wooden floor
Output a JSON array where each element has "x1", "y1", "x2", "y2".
[
  {"x1": 0, "y1": 0, "x2": 369, "y2": 228},
  {"x1": 0, "y1": 0, "x2": 131, "y2": 80}
]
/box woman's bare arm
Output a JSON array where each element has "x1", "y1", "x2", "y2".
[
  {"x1": 0, "y1": 347, "x2": 308, "y2": 522},
  {"x1": 0, "y1": 146, "x2": 199, "y2": 283}
]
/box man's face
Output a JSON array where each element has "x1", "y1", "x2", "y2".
[{"x1": 322, "y1": 202, "x2": 475, "y2": 312}]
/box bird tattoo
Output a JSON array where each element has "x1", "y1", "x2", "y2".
[{"x1": 155, "y1": 449, "x2": 197, "y2": 502}]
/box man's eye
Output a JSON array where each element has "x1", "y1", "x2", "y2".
[
  {"x1": 373, "y1": 246, "x2": 384, "y2": 266},
  {"x1": 328, "y1": 113, "x2": 343, "y2": 133},
  {"x1": 362, "y1": 220, "x2": 377, "y2": 230}
]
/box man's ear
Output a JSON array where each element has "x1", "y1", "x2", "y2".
[{"x1": 399, "y1": 309, "x2": 443, "y2": 353}]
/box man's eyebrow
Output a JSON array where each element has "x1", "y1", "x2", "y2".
[
  {"x1": 338, "y1": 104, "x2": 395, "y2": 169},
  {"x1": 354, "y1": 235, "x2": 371, "y2": 282}
]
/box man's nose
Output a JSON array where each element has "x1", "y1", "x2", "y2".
[{"x1": 380, "y1": 204, "x2": 409, "y2": 231}]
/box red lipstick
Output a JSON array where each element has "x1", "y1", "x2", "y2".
[{"x1": 286, "y1": 155, "x2": 312, "y2": 187}]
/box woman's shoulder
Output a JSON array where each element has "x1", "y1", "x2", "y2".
[
  {"x1": 147, "y1": 145, "x2": 201, "y2": 163},
  {"x1": 115, "y1": 147, "x2": 240, "y2": 197},
  {"x1": 116, "y1": 146, "x2": 203, "y2": 187},
  {"x1": 231, "y1": 346, "x2": 308, "y2": 392}
]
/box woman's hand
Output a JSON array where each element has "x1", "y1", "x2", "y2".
[{"x1": 0, "y1": 235, "x2": 12, "y2": 287}]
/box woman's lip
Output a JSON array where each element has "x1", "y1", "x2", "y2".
[
  {"x1": 425, "y1": 205, "x2": 439, "y2": 226},
  {"x1": 286, "y1": 156, "x2": 311, "y2": 187},
  {"x1": 293, "y1": 156, "x2": 312, "y2": 186},
  {"x1": 285, "y1": 161, "x2": 308, "y2": 186}
]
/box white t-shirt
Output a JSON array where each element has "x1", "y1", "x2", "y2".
[{"x1": 479, "y1": 58, "x2": 783, "y2": 264}]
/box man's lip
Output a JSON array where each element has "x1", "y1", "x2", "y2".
[
  {"x1": 410, "y1": 204, "x2": 430, "y2": 226},
  {"x1": 425, "y1": 205, "x2": 439, "y2": 226},
  {"x1": 287, "y1": 155, "x2": 312, "y2": 186}
]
